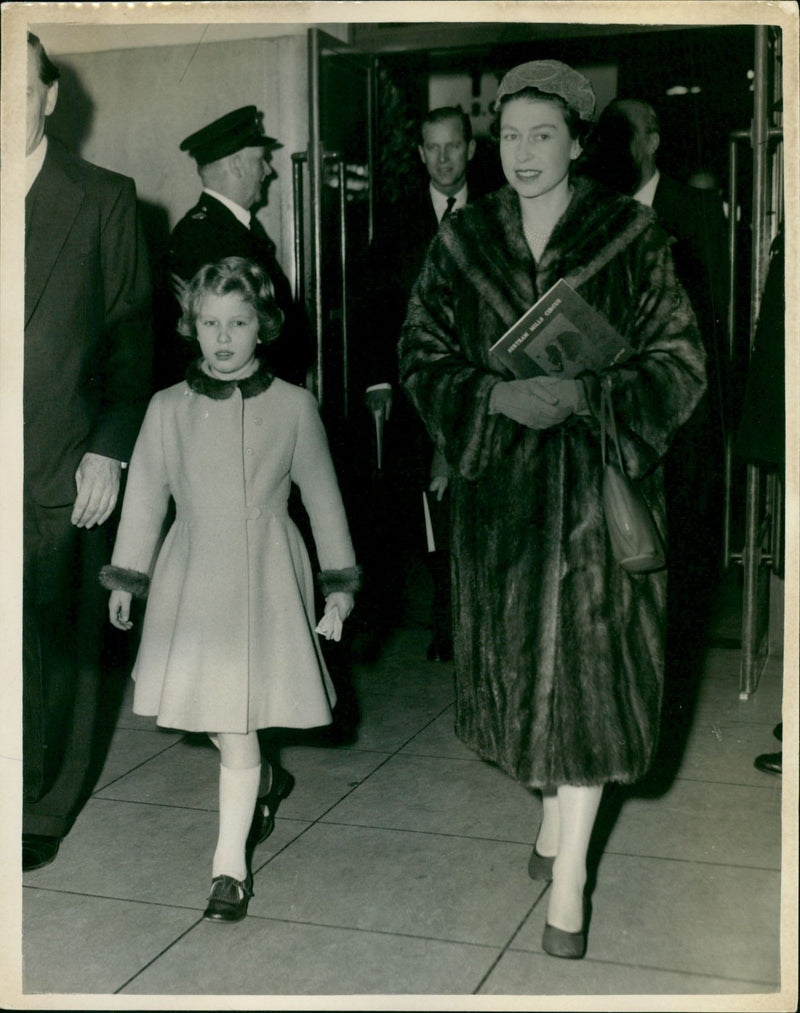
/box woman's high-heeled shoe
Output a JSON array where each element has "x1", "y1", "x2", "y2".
[
  {"x1": 527, "y1": 845, "x2": 556, "y2": 881},
  {"x1": 542, "y1": 898, "x2": 590, "y2": 960},
  {"x1": 247, "y1": 765, "x2": 295, "y2": 847}
]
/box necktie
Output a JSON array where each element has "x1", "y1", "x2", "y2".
[{"x1": 441, "y1": 196, "x2": 456, "y2": 221}]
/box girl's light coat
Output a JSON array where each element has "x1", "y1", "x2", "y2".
[{"x1": 110, "y1": 372, "x2": 356, "y2": 733}]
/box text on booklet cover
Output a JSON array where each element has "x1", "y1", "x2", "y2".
[{"x1": 490, "y1": 279, "x2": 635, "y2": 379}]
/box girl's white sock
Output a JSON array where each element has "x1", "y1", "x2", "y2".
[{"x1": 212, "y1": 761, "x2": 261, "y2": 882}]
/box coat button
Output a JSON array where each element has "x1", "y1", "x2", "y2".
[
  {"x1": 253, "y1": 416, "x2": 263, "y2": 426},
  {"x1": 245, "y1": 447, "x2": 254, "y2": 456}
]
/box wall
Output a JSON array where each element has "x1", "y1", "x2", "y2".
[
  {"x1": 42, "y1": 33, "x2": 312, "y2": 290},
  {"x1": 428, "y1": 64, "x2": 619, "y2": 138}
]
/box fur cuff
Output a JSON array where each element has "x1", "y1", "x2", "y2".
[
  {"x1": 99, "y1": 565, "x2": 150, "y2": 599},
  {"x1": 317, "y1": 565, "x2": 363, "y2": 596}
]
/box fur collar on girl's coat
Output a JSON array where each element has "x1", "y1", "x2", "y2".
[{"x1": 185, "y1": 357, "x2": 275, "y2": 400}]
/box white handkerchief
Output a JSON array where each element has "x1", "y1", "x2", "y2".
[{"x1": 315, "y1": 605, "x2": 343, "y2": 642}]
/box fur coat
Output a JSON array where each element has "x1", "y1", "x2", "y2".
[
  {"x1": 399, "y1": 179, "x2": 707, "y2": 787},
  {"x1": 103, "y1": 362, "x2": 358, "y2": 734}
]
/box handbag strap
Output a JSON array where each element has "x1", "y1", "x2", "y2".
[{"x1": 600, "y1": 382, "x2": 627, "y2": 477}]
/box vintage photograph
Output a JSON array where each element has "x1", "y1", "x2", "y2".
[{"x1": 1, "y1": 2, "x2": 796, "y2": 1008}]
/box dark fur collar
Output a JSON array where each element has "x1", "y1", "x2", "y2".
[
  {"x1": 438, "y1": 178, "x2": 660, "y2": 327},
  {"x1": 186, "y1": 358, "x2": 274, "y2": 400}
]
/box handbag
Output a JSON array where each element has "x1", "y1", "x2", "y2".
[{"x1": 600, "y1": 384, "x2": 666, "y2": 573}]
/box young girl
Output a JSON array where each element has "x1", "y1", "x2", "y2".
[{"x1": 100, "y1": 256, "x2": 361, "y2": 923}]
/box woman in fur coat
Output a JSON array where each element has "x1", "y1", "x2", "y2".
[
  {"x1": 399, "y1": 61, "x2": 706, "y2": 958},
  {"x1": 101, "y1": 257, "x2": 361, "y2": 922}
]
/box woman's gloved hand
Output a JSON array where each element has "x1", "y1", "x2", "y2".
[{"x1": 489, "y1": 377, "x2": 587, "y2": 429}]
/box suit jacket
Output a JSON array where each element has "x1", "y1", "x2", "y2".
[
  {"x1": 167, "y1": 193, "x2": 311, "y2": 386},
  {"x1": 358, "y1": 184, "x2": 484, "y2": 391},
  {"x1": 24, "y1": 139, "x2": 153, "y2": 506},
  {"x1": 652, "y1": 174, "x2": 728, "y2": 352},
  {"x1": 652, "y1": 172, "x2": 729, "y2": 453}
]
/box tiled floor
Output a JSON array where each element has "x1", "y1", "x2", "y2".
[{"x1": 20, "y1": 575, "x2": 788, "y2": 1004}]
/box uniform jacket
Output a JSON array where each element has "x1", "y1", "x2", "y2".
[
  {"x1": 107, "y1": 362, "x2": 357, "y2": 733},
  {"x1": 399, "y1": 179, "x2": 706, "y2": 788},
  {"x1": 167, "y1": 193, "x2": 311, "y2": 386},
  {"x1": 24, "y1": 138, "x2": 153, "y2": 505}
]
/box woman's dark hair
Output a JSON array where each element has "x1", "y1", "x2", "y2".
[
  {"x1": 28, "y1": 32, "x2": 60, "y2": 87},
  {"x1": 419, "y1": 106, "x2": 473, "y2": 146},
  {"x1": 178, "y1": 257, "x2": 284, "y2": 346},
  {"x1": 490, "y1": 87, "x2": 592, "y2": 147}
]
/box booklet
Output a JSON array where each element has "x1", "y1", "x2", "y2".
[{"x1": 490, "y1": 278, "x2": 635, "y2": 379}]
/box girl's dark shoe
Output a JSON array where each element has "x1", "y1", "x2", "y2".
[
  {"x1": 247, "y1": 766, "x2": 295, "y2": 847},
  {"x1": 527, "y1": 845, "x2": 556, "y2": 881},
  {"x1": 203, "y1": 873, "x2": 254, "y2": 922}
]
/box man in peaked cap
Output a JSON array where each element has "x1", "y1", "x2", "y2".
[
  {"x1": 166, "y1": 108, "x2": 311, "y2": 839},
  {"x1": 163, "y1": 106, "x2": 311, "y2": 387}
]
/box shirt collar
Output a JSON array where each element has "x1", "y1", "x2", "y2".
[
  {"x1": 26, "y1": 135, "x2": 48, "y2": 195},
  {"x1": 634, "y1": 168, "x2": 660, "y2": 208},
  {"x1": 429, "y1": 181, "x2": 468, "y2": 222},
  {"x1": 203, "y1": 187, "x2": 251, "y2": 229}
]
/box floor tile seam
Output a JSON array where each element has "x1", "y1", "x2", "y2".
[
  {"x1": 395, "y1": 749, "x2": 484, "y2": 762},
  {"x1": 502, "y1": 946, "x2": 781, "y2": 987},
  {"x1": 671, "y1": 774, "x2": 783, "y2": 791},
  {"x1": 90, "y1": 737, "x2": 189, "y2": 795},
  {"x1": 387, "y1": 702, "x2": 470, "y2": 756},
  {"x1": 589, "y1": 848, "x2": 782, "y2": 873},
  {"x1": 87, "y1": 794, "x2": 220, "y2": 813},
  {"x1": 281, "y1": 702, "x2": 459, "y2": 827},
  {"x1": 302, "y1": 821, "x2": 782, "y2": 871},
  {"x1": 686, "y1": 718, "x2": 785, "y2": 730},
  {"x1": 113, "y1": 918, "x2": 206, "y2": 994},
  {"x1": 251, "y1": 819, "x2": 322, "y2": 873},
  {"x1": 473, "y1": 890, "x2": 549, "y2": 994},
  {"x1": 310, "y1": 818, "x2": 540, "y2": 847},
  {"x1": 234, "y1": 909, "x2": 518, "y2": 950},
  {"x1": 250, "y1": 730, "x2": 456, "y2": 869},
  {"x1": 637, "y1": 776, "x2": 782, "y2": 795},
  {"x1": 21, "y1": 882, "x2": 205, "y2": 914}
]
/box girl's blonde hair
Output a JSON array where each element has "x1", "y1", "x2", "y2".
[{"x1": 178, "y1": 256, "x2": 284, "y2": 346}]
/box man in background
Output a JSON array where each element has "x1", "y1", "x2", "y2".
[
  {"x1": 583, "y1": 96, "x2": 731, "y2": 762},
  {"x1": 23, "y1": 33, "x2": 153, "y2": 871},
  {"x1": 163, "y1": 106, "x2": 311, "y2": 388},
  {"x1": 357, "y1": 107, "x2": 483, "y2": 661}
]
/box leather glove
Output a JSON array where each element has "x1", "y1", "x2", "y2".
[{"x1": 489, "y1": 377, "x2": 586, "y2": 429}]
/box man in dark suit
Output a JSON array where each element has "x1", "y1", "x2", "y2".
[
  {"x1": 583, "y1": 97, "x2": 731, "y2": 730},
  {"x1": 586, "y1": 99, "x2": 729, "y2": 361},
  {"x1": 359, "y1": 107, "x2": 482, "y2": 661},
  {"x1": 23, "y1": 33, "x2": 153, "y2": 870},
  {"x1": 164, "y1": 107, "x2": 310, "y2": 388}
]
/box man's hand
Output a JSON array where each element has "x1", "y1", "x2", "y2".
[
  {"x1": 365, "y1": 386, "x2": 393, "y2": 420},
  {"x1": 71, "y1": 453, "x2": 122, "y2": 528},
  {"x1": 429, "y1": 446, "x2": 449, "y2": 501},
  {"x1": 170, "y1": 272, "x2": 189, "y2": 306},
  {"x1": 429, "y1": 475, "x2": 449, "y2": 502},
  {"x1": 109, "y1": 590, "x2": 134, "y2": 631}
]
